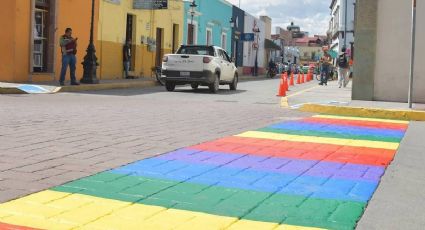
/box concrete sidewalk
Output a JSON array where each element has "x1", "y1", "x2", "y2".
[
  {"x1": 357, "y1": 121, "x2": 425, "y2": 229},
  {"x1": 282, "y1": 79, "x2": 425, "y2": 229}
]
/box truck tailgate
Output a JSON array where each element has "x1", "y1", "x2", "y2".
[{"x1": 163, "y1": 54, "x2": 205, "y2": 72}]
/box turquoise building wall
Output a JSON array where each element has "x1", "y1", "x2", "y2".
[{"x1": 183, "y1": 0, "x2": 233, "y2": 54}]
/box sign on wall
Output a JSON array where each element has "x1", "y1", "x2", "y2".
[
  {"x1": 241, "y1": 33, "x2": 255, "y2": 41},
  {"x1": 133, "y1": 0, "x2": 168, "y2": 9},
  {"x1": 104, "y1": 0, "x2": 121, "y2": 4}
]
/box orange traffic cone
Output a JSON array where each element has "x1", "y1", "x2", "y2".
[
  {"x1": 285, "y1": 75, "x2": 289, "y2": 90},
  {"x1": 277, "y1": 78, "x2": 286, "y2": 97},
  {"x1": 301, "y1": 73, "x2": 305, "y2": 83},
  {"x1": 296, "y1": 73, "x2": 301, "y2": 84},
  {"x1": 289, "y1": 73, "x2": 294, "y2": 86}
]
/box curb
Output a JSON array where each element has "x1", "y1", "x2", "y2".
[
  {"x1": 58, "y1": 80, "x2": 158, "y2": 93},
  {"x1": 0, "y1": 76, "x2": 269, "y2": 95},
  {"x1": 299, "y1": 104, "x2": 425, "y2": 121},
  {"x1": 0, "y1": 88, "x2": 25, "y2": 94}
]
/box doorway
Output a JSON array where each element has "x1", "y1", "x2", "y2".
[
  {"x1": 187, "y1": 24, "x2": 194, "y2": 45},
  {"x1": 155, "y1": 28, "x2": 164, "y2": 67},
  {"x1": 172, "y1": 24, "x2": 179, "y2": 53},
  {"x1": 126, "y1": 14, "x2": 135, "y2": 71}
]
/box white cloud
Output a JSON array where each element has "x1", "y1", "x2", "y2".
[{"x1": 227, "y1": 0, "x2": 331, "y2": 35}]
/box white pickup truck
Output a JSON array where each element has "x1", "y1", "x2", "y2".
[{"x1": 161, "y1": 45, "x2": 238, "y2": 93}]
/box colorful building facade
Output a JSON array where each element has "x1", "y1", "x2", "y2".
[
  {"x1": 98, "y1": 0, "x2": 184, "y2": 79},
  {"x1": 0, "y1": 0, "x2": 99, "y2": 83},
  {"x1": 242, "y1": 13, "x2": 266, "y2": 75},
  {"x1": 183, "y1": 0, "x2": 233, "y2": 54}
]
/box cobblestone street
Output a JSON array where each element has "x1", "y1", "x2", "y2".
[
  {"x1": 0, "y1": 79, "x2": 309, "y2": 202},
  {"x1": 0, "y1": 108, "x2": 408, "y2": 229}
]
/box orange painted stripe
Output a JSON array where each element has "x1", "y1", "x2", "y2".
[
  {"x1": 0, "y1": 222, "x2": 41, "y2": 230},
  {"x1": 303, "y1": 117, "x2": 408, "y2": 130},
  {"x1": 188, "y1": 136, "x2": 396, "y2": 166}
]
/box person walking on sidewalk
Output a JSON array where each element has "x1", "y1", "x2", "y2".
[
  {"x1": 123, "y1": 40, "x2": 132, "y2": 79},
  {"x1": 337, "y1": 49, "x2": 350, "y2": 88},
  {"x1": 59, "y1": 28, "x2": 79, "y2": 86}
]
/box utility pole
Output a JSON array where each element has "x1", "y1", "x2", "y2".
[
  {"x1": 408, "y1": 0, "x2": 416, "y2": 108},
  {"x1": 344, "y1": 0, "x2": 348, "y2": 50},
  {"x1": 80, "y1": 0, "x2": 99, "y2": 84}
]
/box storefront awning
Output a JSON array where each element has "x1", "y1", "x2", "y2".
[
  {"x1": 265, "y1": 39, "x2": 281, "y2": 50},
  {"x1": 327, "y1": 49, "x2": 338, "y2": 58}
]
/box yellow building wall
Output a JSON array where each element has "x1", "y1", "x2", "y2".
[
  {"x1": 0, "y1": 0, "x2": 98, "y2": 83},
  {"x1": 98, "y1": 0, "x2": 184, "y2": 79}
]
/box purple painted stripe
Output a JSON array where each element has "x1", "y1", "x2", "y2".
[{"x1": 157, "y1": 148, "x2": 385, "y2": 182}]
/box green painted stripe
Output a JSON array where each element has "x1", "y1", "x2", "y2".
[
  {"x1": 51, "y1": 172, "x2": 364, "y2": 230},
  {"x1": 258, "y1": 127, "x2": 402, "y2": 143}
]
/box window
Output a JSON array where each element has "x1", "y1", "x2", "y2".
[
  {"x1": 177, "y1": 46, "x2": 214, "y2": 56},
  {"x1": 222, "y1": 50, "x2": 231, "y2": 62},
  {"x1": 221, "y1": 33, "x2": 227, "y2": 50},
  {"x1": 32, "y1": 0, "x2": 56, "y2": 73},
  {"x1": 206, "y1": 28, "x2": 212, "y2": 46},
  {"x1": 218, "y1": 49, "x2": 231, "y2": 62}
]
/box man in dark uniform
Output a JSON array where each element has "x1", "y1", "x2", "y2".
[
  {"x1": 59, "y1": 28, "x2": 79, "y2": 86},
  {"x1": 123, "y1": 40, "x2": 132, "y2": 79}
]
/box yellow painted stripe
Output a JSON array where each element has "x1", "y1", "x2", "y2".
[
  {"x1": 0, "y1": 190, "x2": 324, "y2": 230},
  {"x1": 236, "y1": 131, "x2": 400, "y2": 150},
  {"x1": 314, "y1": 115, "x2": 410, "y2": 124}
]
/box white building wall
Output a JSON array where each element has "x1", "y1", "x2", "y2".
[
  {"x1": 243, "y1": 13, "x2": 266, "y2": 69},
  {"x1": 330, "y1": 0, "x2": 355, "y2": 55}
]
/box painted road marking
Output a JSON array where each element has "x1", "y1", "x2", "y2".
[
  {"x1": 0, "y1": 116, "x2": 409, "y2": 229},
  {"x1": 280, "y1": 85, "x2": 320, "y2": 108},
  {"x1": 236, "y1": 131, "x2": 400, "y2": 150},
  {"x1": 314, "y1": 115, "x2": 410, "y2": 124}
]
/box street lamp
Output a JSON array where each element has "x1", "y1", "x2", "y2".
[
  {"x1": 230, "y1": 17, "x2": 236, "y2": 63},
  {"x1": 190, "y1": 1, "x2": 197, "y2": 25},
  {"x1": 253, "y1": 26, "x2": 260, "y2": 76},
  {"x1": 80, "y1": 0, "x2": 99, "y2": 84}
]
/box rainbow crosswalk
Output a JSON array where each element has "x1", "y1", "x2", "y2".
[{"x1": 0, "y1": 115, "x2": 409, "y2": 230}]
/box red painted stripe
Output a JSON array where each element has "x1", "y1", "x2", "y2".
[
  {"x1": 303, "y1": 117, "x2": 408, "y2": 130},
  {"x1": 0, "y1": 223, "x2": 41, "y2": 230},
  {"x1": 188, "y1": 136, "x2": 396, "y2": 166}
]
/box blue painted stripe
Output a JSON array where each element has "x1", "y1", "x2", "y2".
[
  {"x1": 110, "y1": 156, "x2": 378, "y2": 202},
  {"x1": 155, "y1": 149, "x2": 385, "y2": 182},
  {"x1": 267, "y1": 121, "x2": 405, "y2": 138}
]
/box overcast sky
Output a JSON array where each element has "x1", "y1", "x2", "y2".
[{"x1": 227, "y1": 0, "x2": 331, "y2": 36}]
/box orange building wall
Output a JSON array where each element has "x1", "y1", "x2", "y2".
[
  {"x1": 0, "y1": 0, "x2": 99, "y2": 83},
  {"x1": 14, "y1": 0, "x2": 32, "y2": 82},
  {"x1": 0, "y1": 1, "x2": 19, "y2": 82},
  {"x1": 53, "y1": 0, "x2": 99, "y2": 83}
]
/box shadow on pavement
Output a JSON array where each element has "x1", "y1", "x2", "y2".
[{"x1": 66, "y1": 85, "x2": 247, "y2": 97}]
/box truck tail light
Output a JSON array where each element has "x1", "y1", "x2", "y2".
[
  {"x1": 162, "y1": 56, "x2": 168, "y2": 62},
  {"x1": 203, "y1": 57, "x2": 212, "y2": 63}
]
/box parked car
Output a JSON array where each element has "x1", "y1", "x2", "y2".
[{"x1": 161, "y1": 45, "x2": 238, "y2": 93}]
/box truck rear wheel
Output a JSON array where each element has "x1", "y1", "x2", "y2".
[
  {"x1": 165, "y1": 82, "x2": 175, "y2": 91},
  {"x1": 209, "y1": 74, "x2": 219, "y2": 93},
  {"x1": 230, "y1": 74, "x2": 238, "y2": 90}
]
